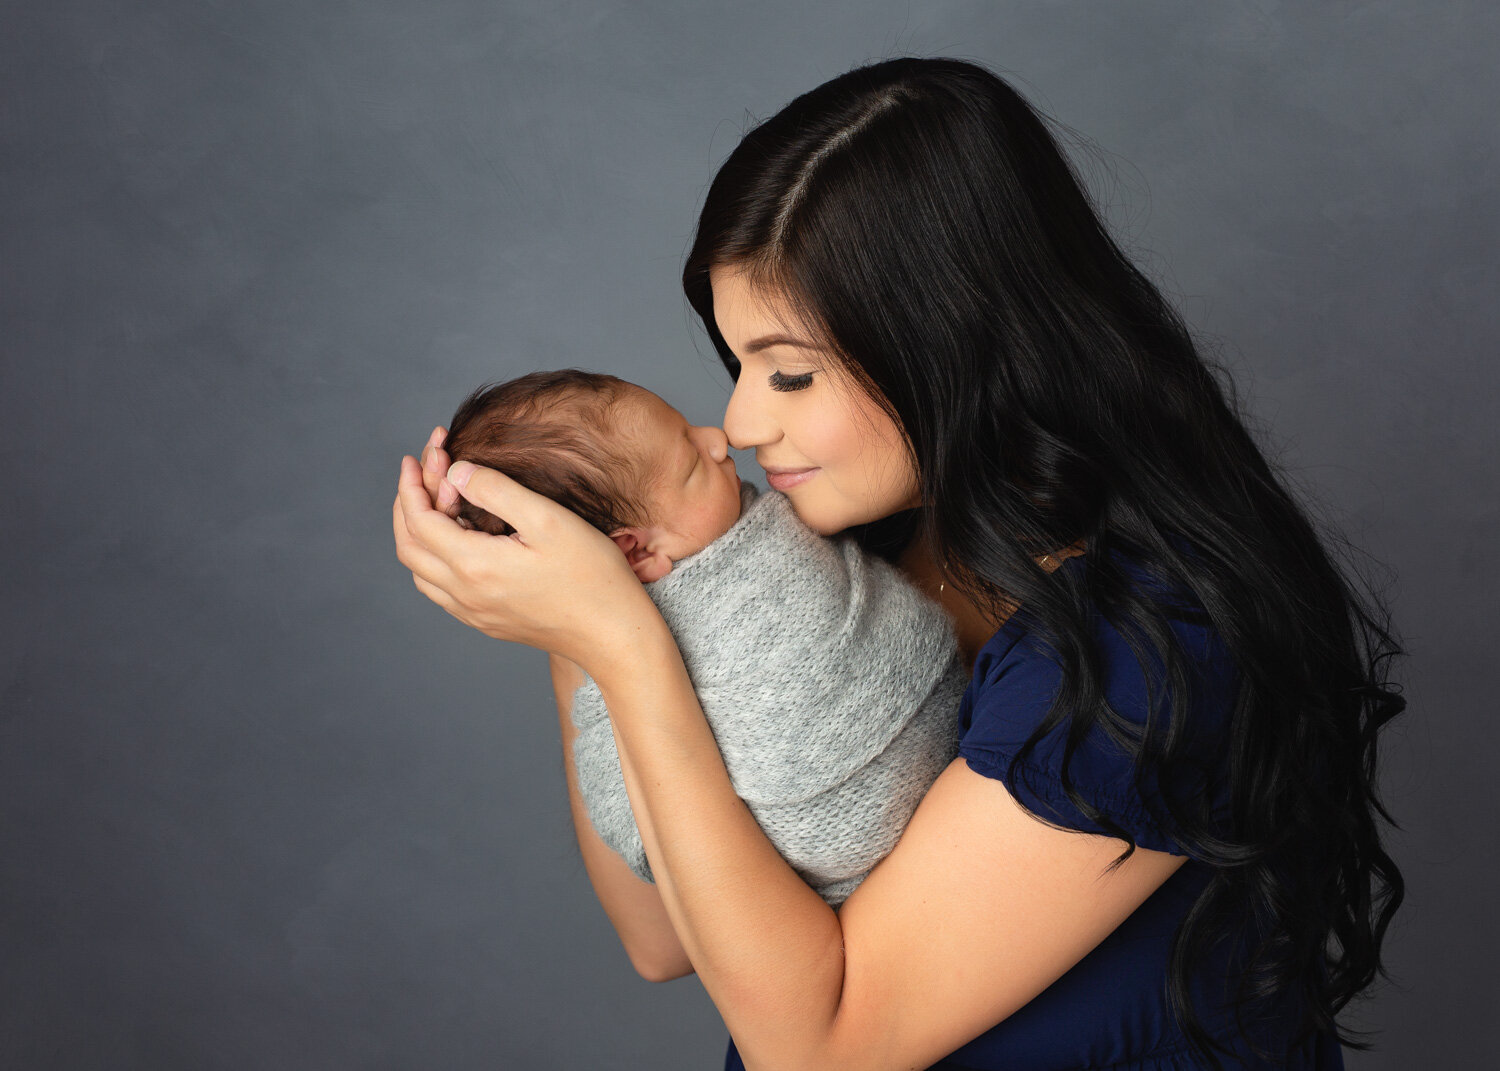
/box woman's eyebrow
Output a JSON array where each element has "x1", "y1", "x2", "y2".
[{"x1": 744, "y1": 333, "x2": 821, "y2": 353}]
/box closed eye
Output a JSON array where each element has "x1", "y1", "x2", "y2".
[{"x1": 770, "y1": 371, "x2": 814, "y2": 392}]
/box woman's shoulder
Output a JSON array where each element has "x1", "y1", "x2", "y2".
[
  {"x1": 969, "y1": 538, "x2": 1233, "y2": 696},
  {"x1": 956, "y1": 540, "x2": 1238, "y2": 853}
]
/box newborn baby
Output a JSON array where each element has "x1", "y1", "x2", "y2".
[{"x1": 445, "y1": 368, "x2": 968, "y2": 907}]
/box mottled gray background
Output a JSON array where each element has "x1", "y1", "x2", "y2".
[{"x1": 4, "y1": 1, "x2": 1495, "y2": 1068}]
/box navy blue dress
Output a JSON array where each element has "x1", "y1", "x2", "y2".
[{"x1": 726, "y1": 547, "x2": 1344, "y2": 1070}]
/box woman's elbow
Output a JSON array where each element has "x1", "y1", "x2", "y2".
[{"x1": 625, "y1": 945, "x2": 696, "y2": 983}]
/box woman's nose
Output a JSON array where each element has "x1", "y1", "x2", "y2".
[{"x1": 722, "y1": 376, "x2": 774, "y2": 451}]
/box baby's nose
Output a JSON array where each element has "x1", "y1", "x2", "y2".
[{"x1": 697, "y1": 425, "x2": 730, "y2": 463}]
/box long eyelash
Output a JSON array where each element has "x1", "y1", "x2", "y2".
[{"x1": 769, "y1": 371, "x2": 814, "y2": 392}]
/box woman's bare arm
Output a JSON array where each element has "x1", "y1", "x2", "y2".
[
  {"x1": 396, "y1": 458, "x2": 1187, "y2": 1071},
  {"x1": 406, "y1": 436, "x2": 692, "y2": 980},
  {"x1": 594, "y1": 629, "x2": 1188, "y2": 1071},
  {"x1": 549, "y1": 652, "x2": 695, "y2": 982}
]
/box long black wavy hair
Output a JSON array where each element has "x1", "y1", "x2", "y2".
[{"x1": 681, "y1": 57, "x2": 1406, "y2": 1067}]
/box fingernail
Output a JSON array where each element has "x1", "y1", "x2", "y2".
[
  {"x1": 447, "y1": 461, "x2": 474, "y2": 488},
  {"x1": 429, "y1": 426, "x2": 444, "y2": 448}
]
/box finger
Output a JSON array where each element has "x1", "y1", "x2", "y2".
[
  {"x1": 396, "y1": 456, "x2": 460, "y2": 564},
  {"x1": 392, "y1": 482, "x2": 458, "y2": 589},
  {"x1": 445, "y1": 460, "x2": 557, "y2": 542},
  {"x1": 435, "y1": 476, "x2": 460, "y2": 516},
  {"x1": 399, "y1": 455, "x2": 510, "y2": 562},
  {"x1": 394, "y1": 494, "x2": 490, "y2": 631},
  {"x1": 419, "y1": 426, "x2": 448, "y2": 471},
  {"x1": 422, "y1": 444, "x2": 451, "y2": 502},
  {"x1": 398, "y1": 452, "x2": 442, "y2": 526},
  {"x1": 411, "y1": 569, "x2": 458, "y2": 614}
]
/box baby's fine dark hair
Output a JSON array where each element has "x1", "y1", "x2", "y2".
[
  {"x1": 444, "y1": 369, "x2": 656, "y2": 538},
  {"x1": 682, "y1": 56, "x2": 1406, "y2": 1067}
]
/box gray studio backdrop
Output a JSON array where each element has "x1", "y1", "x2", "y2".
[{"x1": 5, "y1": 2, "x2": 1496, "y2": 1068}]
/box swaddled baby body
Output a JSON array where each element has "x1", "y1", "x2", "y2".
[{"x1": 445, "y1": 368, "x2": 967, "y2": 907}]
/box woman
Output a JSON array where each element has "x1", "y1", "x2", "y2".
[{"x1": 393, "y1": 58, "x2": 1404, "y2": 1070}]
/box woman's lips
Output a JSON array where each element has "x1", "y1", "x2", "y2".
[{"x1": 766, "y1": 468, "x2": 818, "y2": 491}]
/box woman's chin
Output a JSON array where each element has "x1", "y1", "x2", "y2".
[{"x1": 785, "y1": 499, "x2": 849, "y2": 537}]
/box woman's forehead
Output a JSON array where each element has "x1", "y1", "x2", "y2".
[{"x1": 709, "y1": 265, "x2": 807, "y2": 338}]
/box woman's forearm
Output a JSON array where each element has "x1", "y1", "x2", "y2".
[
  {"x1": 592, "y1": 627, "x2": 848, "y2": 1068},
  {"x1": 548, "y1": 653, "x2": 695, "y2": 982}
]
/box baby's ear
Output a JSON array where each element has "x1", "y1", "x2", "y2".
[{"x1": 609, "y1": 528, "x2": 672, "y2": 584}]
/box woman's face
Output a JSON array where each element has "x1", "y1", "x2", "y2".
[{"x1": 711, "y1": 264, "x2": 921, "y2": 536}]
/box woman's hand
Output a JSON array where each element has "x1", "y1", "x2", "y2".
[
  {"x1": 416, "y1": 426, "x2": 462, "y2": 518},
  {"x1": 392, "y1": 429, "x2": 661, "y2": 675}
]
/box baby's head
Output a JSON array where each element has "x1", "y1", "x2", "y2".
[{"x1": 444, "y1": 369, "x2": 743, "y2": 583}]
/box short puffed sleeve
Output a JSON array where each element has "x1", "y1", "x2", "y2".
[{"x1": 956, "y1": 570, "x2": 1238, "y2": 856}]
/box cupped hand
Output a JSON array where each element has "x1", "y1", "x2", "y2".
[{"x1": 393, "y1": 434, "x2": 660, "y2": 674}]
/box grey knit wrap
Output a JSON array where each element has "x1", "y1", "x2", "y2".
[{"x1": 568, "y1": 481, "x2": 968, "y2": 907}]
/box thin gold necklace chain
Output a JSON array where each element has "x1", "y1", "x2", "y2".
[{"x1": 939, "y1": 554, "x2": 1054, "y2": 594}]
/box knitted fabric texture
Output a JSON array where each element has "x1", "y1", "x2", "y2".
[{"x1": 569, "y1": 481, "x2": 968, "y2": 907}]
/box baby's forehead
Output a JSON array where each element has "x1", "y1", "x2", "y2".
[
  {"x1": 579, "y1": 384, "x2": 681, "y2": 477},
  {"x1": 608, "y1": 388, "x2": 689, "y2": 493},
  {"x1": 613, "y1": 385, "x2": 683, "y2": 438}
]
